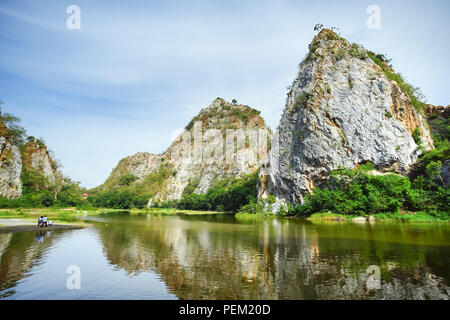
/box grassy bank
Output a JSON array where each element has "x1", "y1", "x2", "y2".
[
  {"x1": 371, "y1": 212, "x2": 448, "y2": 222},
  {"x1": 144, "y1": 208, "x2": 224, "y2": 215},
  {"x1": 306, "y1": 211, "x2": 449, "y2": 223},
  {"x1": 307, "y1": 212, "x2": 349, "y2": 221},
  {"x1": 99, "y1": 208, "x2": 224, "y2": 216},
  {"x1": 1, "y1": 207, "x2": 447, "y2": 224},
  {"x1": 0, "y1": 208, "x2": 92, "y2": 222},
  {"x1": 234, "y1": 211, "x2": 276, "y2": 221},
  {"x1": 0, "y1": 207, "x2": 224, "y2": 220},
  {"x1": 235, "y1": 210, "x2": 449, "y2": 223}
]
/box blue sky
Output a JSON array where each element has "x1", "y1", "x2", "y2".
[{"x1": 0, "y1": 0, "x2": 449, "y2": 188}]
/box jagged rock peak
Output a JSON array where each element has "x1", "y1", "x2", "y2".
[
  {"x1": 259, "y1": 29, "x2": 434, "y2": 211},
  {"x1": 312, "y1": 28, "x2": 340, "y2": 42},
  {"x1": 184, "y1": 97, "x2": 265, "y2": 132},
  {"x1": 209, "y1": 97, "x2": 228, "y2": 108}
]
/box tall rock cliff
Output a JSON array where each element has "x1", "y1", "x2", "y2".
[
  {"x1": 259, "y1": 29, "x2": 434, "y2": 210},
  {"x1": 98, "y1": 98, "x2": 271, "y2": 205},
  {"x1": 0, "y1": 112, "x2": 22, "y2": 199},
  {"x1": 20, "y1": 138, "x2": 63, "y2": 187}
]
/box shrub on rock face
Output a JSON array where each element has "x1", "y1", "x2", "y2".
[
  {"x1": 118, "y1": 173, "x2": 138, "y2": 186},
  {"x1": 412, "y1": 127, "x2": 422, "y2": 144}
]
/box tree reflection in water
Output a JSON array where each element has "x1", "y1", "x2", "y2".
[
  {"x1": 0, "y1": 216, "x2": 448, "y2": 299},
  {"x1": 93, "y1": 216, "x2": 450, "y2": 300},
  {"x1": 0, "y1": 230, "x2": 58, "y2": 296}
]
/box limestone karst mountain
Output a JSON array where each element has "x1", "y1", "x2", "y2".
[
  {"x1": 0, "y1": 112, "x2": 22, "y2": 198},
  {"x1": 259, "y1": 28, "x2": 435, "y2": 211},
  {"x1": 0, "y1": 111, "x2": 64, "y2": 199},
  {"x1": 2, "y1": 29, "x2": 444, "y2": 211},
  {"x1": 20, "y1": 138, "x2": 64, "y2": 187},
  {"x1": 96, "y1": 98, "x2": 271, "y2": 205}
]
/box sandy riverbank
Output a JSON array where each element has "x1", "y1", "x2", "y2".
[{"x1": 0, "y1": 219, "x2": 88, "y2": 233}]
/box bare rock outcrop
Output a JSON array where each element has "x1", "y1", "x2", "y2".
[
  {"x1": 259, "y1": 29, "x2": 434, "y2": 210},
  {"x1": 0, "y1": 113, "x2": 22, "y2": 199}
]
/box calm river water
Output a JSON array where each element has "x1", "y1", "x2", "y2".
[{"x1": 0, "y1": 214, "x2": 449, "y2": 299}]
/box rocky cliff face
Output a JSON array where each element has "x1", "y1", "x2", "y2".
[
  {"x1": 0, "y1": 115, "x2": 22, "y2": 199},
  {"x1": 20, "y1": 139, "x2": 63, "y2": 186},
  {"x1": 102, "y1": 152, "x2": 162, "y2": 185},
  {"x1": 100, "y1": 98, "x2": 271, "y2": 205},
  {"x1": 259, "y1": 29, "x2": 433, "y2": 211}
]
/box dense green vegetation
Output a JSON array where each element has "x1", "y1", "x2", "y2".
[
  {"x1": 88, "y1": 164, "x2": 173, "y2": 209},
  {"x1": 0, "y1": 174, "x2": 90, "y2": 209},
  {"x1": 155, "y1": 172, "x2": 258, "y2": 212},
  {"x1": 118, "y1": 173, "x2": 138, "y2": 186},
  {"x1": 87, "y1": 190, "x2": 149, "y2": 209},
  {"x1": 288, "y1": 162, "x2": 448, "y2": 219},
  {"x1": 80, "y1": 171, "x2": 259, "y2": 212}
]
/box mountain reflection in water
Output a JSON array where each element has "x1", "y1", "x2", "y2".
[{"x1": 0, "y1": 215, "x2": 449, "y2": 299}]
